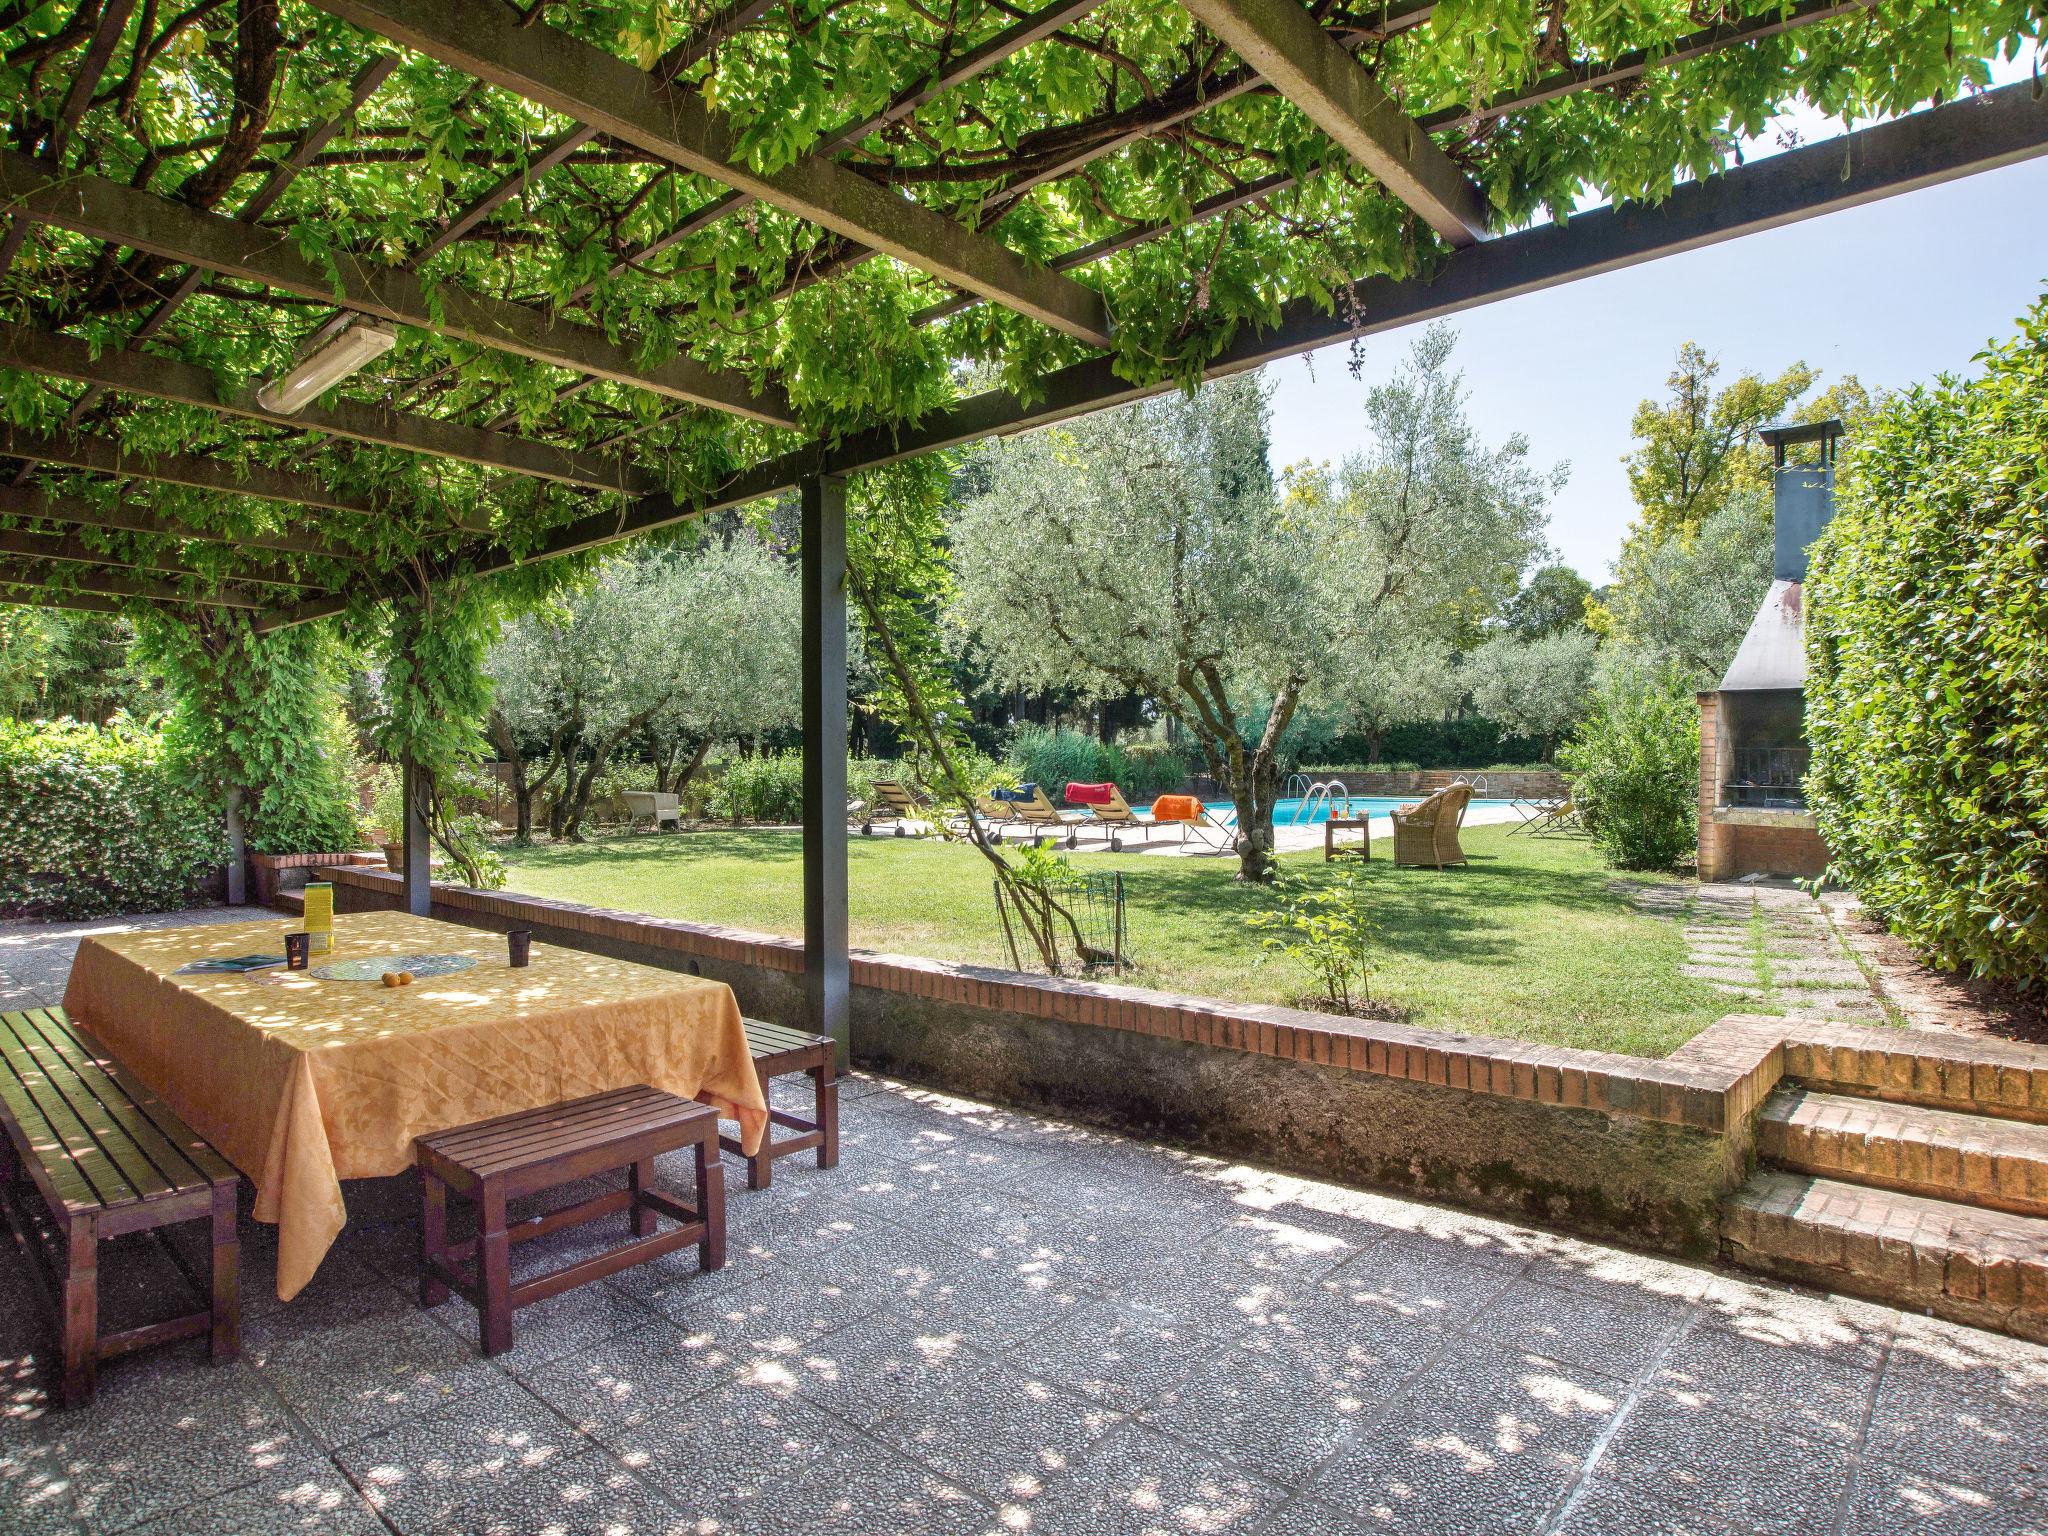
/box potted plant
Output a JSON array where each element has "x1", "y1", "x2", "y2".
[{"x1": 365, "y1": 767, "x2": 407, "y2": 873}]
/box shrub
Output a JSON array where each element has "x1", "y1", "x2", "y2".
[
  {"x1": 1805, "y1": 301, "x2": 2048, "y2": 990},
  {"x1": 0, "y1": 717, "x2": 229, "y2": 918},
  {"x1": 140, "y1": 618, "x2": 363, "y2": 855},
  {"x1": 1006, "y1": 724, "x2": 1190, "y2": 802},
  {"x1": 1558, "y1": 665, "x2": 1699, "y2": 869},
  {"x1": 1246, "y1": 868, "x2": 1377, "y2": 1011},
  {"x1": 712, "y1": 751, "x2": 805, "y2": 822}
]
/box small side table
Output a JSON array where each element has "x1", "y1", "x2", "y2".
[
  {"x1": 1325, "y1": 816, "x2": 1372, "y2": 862},
  {"x1": 416, "y1": 1085, "x2": 724, "y2": 1356}
]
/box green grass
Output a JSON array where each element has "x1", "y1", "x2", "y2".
[{"x1": 497, "y1": 825, "x2": 1731, "y2": 1058}]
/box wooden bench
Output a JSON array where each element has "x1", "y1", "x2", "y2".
[
  {"x1": 727, "y1": 1019, "x2": 840, "y2": 1190},
  {"x1": 0, "y1": 1007, "x2": 239, "y2": 1408},
  {"x1": 415, "y1": 1085, "x2": 724, "y2": 1357}
]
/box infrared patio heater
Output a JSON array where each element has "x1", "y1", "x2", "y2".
[{"x1": 1695, "y1": 418, "x2": 1844, "y2": 881}]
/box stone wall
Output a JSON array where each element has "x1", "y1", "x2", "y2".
[{"x1": 308, "y1": 864, "x2": 1781, "y2": 1256}]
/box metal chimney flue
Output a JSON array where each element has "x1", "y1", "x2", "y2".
[{"x1": 1758, "y1": 418, "x2": 1844, "y2": 582}]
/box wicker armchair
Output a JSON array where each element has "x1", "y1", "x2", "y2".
[{"x1": 1391, "y1": 782, "x2": 1474, "y2": 869}]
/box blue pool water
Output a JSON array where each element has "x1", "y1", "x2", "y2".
[{"x1": 1202, "y1": 795, "x2": 1514, "y2": 827}]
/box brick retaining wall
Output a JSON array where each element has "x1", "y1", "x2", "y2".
[{"x1": 307, "y1": 865, "x2": 1778, "y2": 1255}]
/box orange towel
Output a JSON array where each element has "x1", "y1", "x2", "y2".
[{"x1": 1150, "y1": 794, "x2": 1204, "y2": 823}]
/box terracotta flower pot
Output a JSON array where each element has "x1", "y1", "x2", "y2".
[{"x1": 381, "y1": 841, "x2": 405, "y2": 873}]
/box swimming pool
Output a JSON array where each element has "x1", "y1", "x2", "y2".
[{"x1": 1202, "y1": 795, "x2": 1515, "y2": 827}]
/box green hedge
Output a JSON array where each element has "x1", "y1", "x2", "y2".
[
  {"x1": 0, "y1": 718, "x2": 228, "y2": 919},
  {"x1": 1806, "y1": 300, "x2": 2048, "y2": 990}
]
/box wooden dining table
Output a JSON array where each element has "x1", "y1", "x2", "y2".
[{"x1": 61, "y1": 910, "x2": 769, "y2": 1300}]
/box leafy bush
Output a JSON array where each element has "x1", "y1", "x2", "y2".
[
  {"x1": 140, "y1": 618, "x2": 363, "y2": 855},
  {"x1": 1558, "y1": 665, "x2": 1699, "y2": 869},
  {"x1": 1246, "y1": 868, "x2": 1377, "y2": 1011},
  {"x1": 1805, "y1": 301, "x2": 2048, "y2": 990},
  {"x1": 1006, "y1": 724, "x2": 1190, "y2": 803},
  {"x1": 712, "y1": 751, "x2": 806, "y2": 822},
  {"x1": 0, "y1": 718, "x2": 229, "y2": 918}
]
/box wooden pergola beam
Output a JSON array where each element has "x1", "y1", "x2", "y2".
[
  {"x1": 0, "y1": 150, "x2": 796, "y2": 429},
  {"x1": 0, "y1": 583, "x2": 149, "y2": 619},
  {"x1": 0, "y1": 528, "x2": 327, "y2": 590},
  {"x1": 0, "y1": 424, "x2": 387, "y2": 519},
  {"x1": 309, "y1": 0, "x2": 1115, "y2": 348},
  {"x1": 414, "y1": 0, "x2": 774, "y2": 267},
  {"x1": 256, "y1": 83, "x2": 2048, "y2": 634},
  {"x1": 1177, "y1": 0, "x2": 1489, "y2": 246},
  {"x1": 0, "y1": 484, "x2": 361, "y2": 562},
  {"x1": 29, "y1": 53, "x2": 402, "y2": 467},
  {"x1": 916, "y1": 0, "x2": 1874, "y2": 326},
  {"x1": 0, "y1": 0, "x2": 137, "y2": 281},
  {"x1": 0, "y1": 323, "x2": 661, "y2": 497},
  {"x1": 0, "y1": 556, "x2": 274, "y2": 610}
]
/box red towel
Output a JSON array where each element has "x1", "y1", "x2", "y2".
[
  {"x1": 1064, "y1": 782, "x2": 1115, "y2": 806},
  {"x1": 1150, "y1": 794, "x2": 1204, "y2": 823}
]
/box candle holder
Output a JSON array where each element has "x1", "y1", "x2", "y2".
[
  {"x1": 507, "y1": 929, "x2": 533, "y2": 968},
  {"x1": 285, "y1": 932, "x2": 311, "y2": 971}
]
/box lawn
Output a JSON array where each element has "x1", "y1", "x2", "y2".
[{"x1": 497, "y1": 824, "x2": 1734, "y2": 1058}]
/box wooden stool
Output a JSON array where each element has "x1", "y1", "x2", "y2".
[
  {"x1": 0, "y1": 1007, "x2": 239, "y2": 1408},
  {"x1": 723, "y1": 1019, "x2": 840, "y2": 1190},
  {"x1": 414, "y1": 1086, "x2": 723, "y2": 1357},
  {"x1": 1325, "y1": 816, "x2": 1372, "y2": 862}
]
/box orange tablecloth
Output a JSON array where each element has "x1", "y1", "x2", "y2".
[{"x1": 61, "y1": 910, "x2": 768, "y2": 1300}]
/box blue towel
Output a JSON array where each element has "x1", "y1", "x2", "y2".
[{"x1": 992, "y1": 783, "x2": 1037, "y2": 803}]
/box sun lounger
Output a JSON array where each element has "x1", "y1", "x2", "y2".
[
  {"x1": 859, "y1": 778, "x2": 927, "y2": 836},
  {"x1": 1148, "y1": 793, "x2": 1234, "y2": 853},
  {"x1": 1520, "y1": 795, "x2": 1583, "y2": 837},
  {"x1": 948, "y1": 793, "x2": 1019, "y2": 842},
  {"x1": 1065, "y1": 782, "x2": 1160, "y2": 850},
  {"x1": 1002, "y1": 784, "x2": 1090, "y2": 847}
]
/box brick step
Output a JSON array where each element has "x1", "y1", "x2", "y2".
[
  {"x1": 1759, "y1": 1087, "x2": 2048, "y2": 1220},
  {"x1": 1722, "y1": 1171, "x2": 2048, "y2": 1343},
  {"x1": 1783, "y1": 1028, "x2": 2048, "y2": 1124}
]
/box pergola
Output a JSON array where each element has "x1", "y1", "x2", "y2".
[{"x1": 1, "y1": 0, "x2": 2043, "y2": 1055}]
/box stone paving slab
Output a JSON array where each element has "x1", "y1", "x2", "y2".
[
  {"x1": 1624, "y1": 881, "x2": 1892, "y2": 1026},
  {"x1": 2, "y1": 911, "x2": 2043, "y2": 1535}
]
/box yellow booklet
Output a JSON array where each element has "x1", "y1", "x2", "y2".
[{"x1": 304, "y1": 881, "x2": 335, "y2": 953}]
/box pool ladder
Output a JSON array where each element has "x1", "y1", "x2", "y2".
[{"x1": 1290, "y1": 779, "x2": 1352, "y2": 826}]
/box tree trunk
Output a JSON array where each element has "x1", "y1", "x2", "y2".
[
  {"x1": 666, "y1": 738, "x2": 712, "y2": 797},
  {"x1": 487, "y1": 709, "x2": 532, "y2": 842},
  {"x1": 557, "y1": 740, "x2": 617, "y2": 842}
]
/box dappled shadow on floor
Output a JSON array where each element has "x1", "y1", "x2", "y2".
[{"x1": 6, "y1": 1073, "x2": 2040, "y2": 1535}]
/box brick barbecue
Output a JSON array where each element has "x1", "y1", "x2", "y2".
[{"x1": 1696, "y1": 419, "x2": 1841, "y2": 882}]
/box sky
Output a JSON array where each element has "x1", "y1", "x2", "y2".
[{"x1": 1264, "y1": 80, "x2": 2048, "y2": 584}]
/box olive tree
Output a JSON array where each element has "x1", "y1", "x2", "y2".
[
  {"x1": 951, "y1": 374, "x2": 1310, "y2": 879},
  {"x1": 1297, "y1": 323, "x2": 1559, "y2": 770},
  {"x1": 486, "y1": 540, "x2": 801, "y2": 840},
  {"x1": 1603, "y1": 488, "x2": 1773, "y2": 684},
  {"x1": 1326, "y1": 634, "x2": 1463, "y2": 767},
  {"x1": 951, "y1": 327, "x2": 1554, "y2": 880},
  {"x1": 1464, "y1": 629, "x2": 1601, "y2": 761}
]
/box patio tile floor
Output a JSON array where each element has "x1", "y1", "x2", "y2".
[{"x1": 3, "y1": 911, "x2": 2047, "y2": 1534}]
